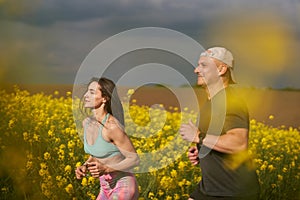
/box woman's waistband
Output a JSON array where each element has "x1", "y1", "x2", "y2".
[{"x1": 100, "y1": 171, "x2": 134, "y2": 181}]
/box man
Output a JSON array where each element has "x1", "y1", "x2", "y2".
[{"x1": 180, "y1": 47, "x2": 260, "y2": 200}]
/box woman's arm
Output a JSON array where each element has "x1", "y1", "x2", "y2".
[
  {"x1": 105, "y1": 125, "x2": 140, "y2": 172},
  {"x1": 88, "y1": 120, "x2": 139, "y2": 175}
]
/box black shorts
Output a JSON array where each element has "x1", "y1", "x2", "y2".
[{"x1": 190, "y1": 186, "x2": 259, "y2": 200}]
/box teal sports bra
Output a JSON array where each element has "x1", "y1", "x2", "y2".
[{"x1": 84, "y1": 113, "x2": 121, "y2": 158}]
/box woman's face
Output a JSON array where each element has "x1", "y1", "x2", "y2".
[{"x1": 83, "y1": 81, "x2": 105, "y2": 108}]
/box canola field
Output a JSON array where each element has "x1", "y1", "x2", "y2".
[{"x1": 0, "y1": 87, "x2": 299, "y2": 200}]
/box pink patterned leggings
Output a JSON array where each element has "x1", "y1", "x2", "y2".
[{"x1": 96, "y1": 172, "x2": 139, "y2": 200}]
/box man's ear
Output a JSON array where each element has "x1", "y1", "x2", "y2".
[{"x1": 218, "y1": 65, "x2": 229, "y2": 76}]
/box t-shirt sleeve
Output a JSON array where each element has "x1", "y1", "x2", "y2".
[{"x1": 223, "y1": 98, "x2": 249, "y2": 133}]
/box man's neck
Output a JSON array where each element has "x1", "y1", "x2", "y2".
[{"x1": 204, "y1": 82, "x2": 228, "y2": 100}]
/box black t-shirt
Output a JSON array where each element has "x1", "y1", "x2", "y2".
[{"x1": 197, "y1": 86, "x2": 259, "y2": 197}]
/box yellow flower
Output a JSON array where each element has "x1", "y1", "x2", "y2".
[
  {"x1": 56, "y1": 176, "x2": 62, "y2": 181},
  {"x1": 48, "y1": 130, "x2": 54, "y2": 137},
  {"x1": 185, "y1": 180, "x2": 191, "y2": 186},
  {"x1": 87, "y1": 191, "x2": 96, "y2": 200},
  {"x1": 33, "y1": 133, "x2": 40, "y2": 142},
  {"x1": 158, "y1": 189, "x2": 164, "y2": 196},
  {"x1": 69, "y1": 152, "x2": 74, "y2": 158},
  {"x1": 39, "y1": 169, "x2": 47, "y2": 177},
  {"x1": 163, "y1": 125, "x2": 171, "y2": 131},
  {"x1": 65, "y1": 184, "x2": 73, "y2": 194},
  {"x1": 148, "y1": 192, "x2": 154, "y2": 198},
  {"x1": 127, "y1": 89, "x2": 135, "y2": 96},
  {"x1": 26, "y1": 153, "x2": 33, "y2": 160},
  {"x1": 61, "y1": 177, "x2": 67, "y2": 185},
  {"x1": 40, "y1": 162, "x2": 47, "y2": 169},
  {"x1": 26, "y1": 161, "x2": 33, "y2": 170},
  {"x1": 170, "y1": 169, "x2": 177, "y2": 178},
  {"x1": 58, "y1": 149, "x2": 64, "y2": 155},
  {"x1": 81, "y1": 177, "x2": 88, "y2": 187},
  {"x1": 41, "y1": 182, "x2": 52, "y2": 198},
  {"x1": 55, "y1": 137, "x2": 61, "y2": 143},
  {"x1": 8, "y1": 119, "x2": 15, "y2": 128},
  {"x1": 44, "y1": 152, "x2": 51, "y2": 160},
  {"x1": 1, "y1": 187, "x2": 8, "y2": 193},
  {"x1": 178, "y1": 179, "x2": 186, "y2": 187},
  {"x1": 277, "y1": 174, "x2": 283, "y2": 181},
  {"x1": 23, "y1": 132, "x2": 29, "y2": 141},
  {"x1": 166, "y1": 196, "x2": 172, "y2": 200},
  {"x1": 174, "y1": 194, "x2": 181, "y2": 200},
  {"x1": 178, "y1": 161, "x2": 186, "y2": 171},
  {"x1": 291, "y1": 161, "x2": 295, "y2": 167},
  {"x1": 260, "y1": 164, "x2": 267, "y2": 171},
  {"x1": 58, "y1": 155, "x2": 65, "y2": 161},
  {"x1": 282, "y1": 167, "x2": 288, "y2": 173},
  {"x1": 275, "y1": 157, "x2": 282, "y2": 161},
  {"x1": 268, "y1": 164, "x2": 275, "y2": 172},
  {"x1": 75, "y1": 162, "x2": 82, "y2": 168},
  {"x1": 88, "y1": 176, "x2": 95, "y2": 185},
  {"x1": 68, "y1": 140, "x2": 75, "y2": 149},
  {"x1": 64, "y1": 165, "x2": 72, "y2": 174},
  {"x1": 160, "y1": 176, "x2": 174, "y2": 189}
]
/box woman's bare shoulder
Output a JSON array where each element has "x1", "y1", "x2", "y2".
[{"x1": 106, "y1": 116, "x2": 124, "y2": 132}]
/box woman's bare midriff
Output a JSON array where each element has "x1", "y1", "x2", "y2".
[{"x1": 92, "y1": 153, "x2": 125, "y2": 171}]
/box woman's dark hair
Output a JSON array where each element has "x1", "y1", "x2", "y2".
[{"x1": 82, "y1": 77, "x2": 125, "y2": 127}]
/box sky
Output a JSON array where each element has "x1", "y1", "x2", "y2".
[{"x1": 0, "y1": 0, "x2": 299, "y2": 89}]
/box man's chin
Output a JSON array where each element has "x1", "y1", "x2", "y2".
[{"x1": 197, "y1": 81, "x2": 206, "y2": 87}]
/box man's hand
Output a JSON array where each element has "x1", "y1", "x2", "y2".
[
  {"x1": 180, "y1": 119, "x2": 200, "y2": 143},
  {"x1": 188, "y1": 146, "x2": 199, "y2": 165}
]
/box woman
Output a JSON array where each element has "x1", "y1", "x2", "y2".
[{"x1": 75, "y1": 77, "x2": 140, "y2": 200}]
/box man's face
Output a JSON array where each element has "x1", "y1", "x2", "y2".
[{"x1": 194, "y1": 56, "x2": 220, "y2": 87}]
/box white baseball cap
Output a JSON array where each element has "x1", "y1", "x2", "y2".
[{"x1": 200, "y1": 47, "x2": 236, "y2": 84}]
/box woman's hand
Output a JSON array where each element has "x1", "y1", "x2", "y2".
[
  {"x1": 87, "y1": 161, "x2": 109, "y2": 178},
  {"x1": 75, "y1": 165, "x2": 87, "y2": 179}
]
